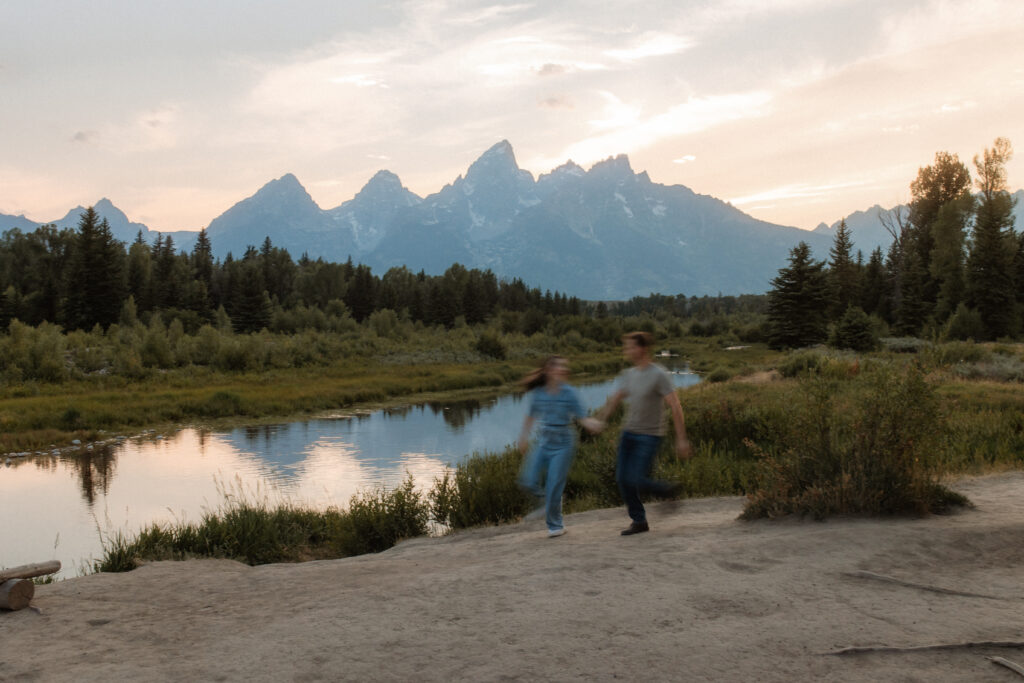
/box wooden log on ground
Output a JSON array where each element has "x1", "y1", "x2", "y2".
[
  {"x1": 824, "y1": 641, "x2": 1024, "y2": 656},
  {"x1": 0, "y1": 579, "x2": 35, "y2": 611},
  {"x1": 0, "y1": 561, "x2": 61, "y2": 582},
  {"x1": 991, "y1": 656, "x2": 1024, "y2": 678},
  {"x1": 841, "y1": 570, "x2": 1005, "y2": 600}
]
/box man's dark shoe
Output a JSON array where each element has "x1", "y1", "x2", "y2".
[{"x1": 620, "y1": 521, "x2": 650, "y2": 536}]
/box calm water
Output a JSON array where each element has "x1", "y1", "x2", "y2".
[{"x1": 1, "y1": 368, "x2": 699, "y2": 577}]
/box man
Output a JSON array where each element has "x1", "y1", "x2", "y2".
[{"x1": 596, "y1": 331, "x2": 692, "y2": 535}]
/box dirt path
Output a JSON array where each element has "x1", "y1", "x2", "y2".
[{"x1": 3, "y1": 472, "x2": 1023, "y2": 682}]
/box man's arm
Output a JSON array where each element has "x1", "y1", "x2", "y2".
[
  {"x1": 595, "y1": 389, "x2": 625, "y2": 424},
  {"x1": 664, "y1": 391, "x2": 692, "y2": 459}
]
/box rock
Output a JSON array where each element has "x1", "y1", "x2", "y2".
[{"x1": 71, "y1": 439, "x2": 82, "y2": 446}]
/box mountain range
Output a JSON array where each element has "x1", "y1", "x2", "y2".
[{"x1": 3, "y1": 141, "x2": 1022, "y2": 299}]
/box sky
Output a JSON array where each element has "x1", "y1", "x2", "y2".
[{"x1": 2, "y1": 0, "x2": 1023, "y2": 233}]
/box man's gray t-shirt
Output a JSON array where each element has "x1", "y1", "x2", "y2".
[{"x1": 617, "y1": 363, "x2": 675, "y2": 436}]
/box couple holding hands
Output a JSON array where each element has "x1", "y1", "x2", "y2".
[{"x1": 517, "y1": 331, "x2": 692, "y2": 538}]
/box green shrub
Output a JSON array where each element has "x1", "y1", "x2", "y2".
[
  {"x1": 475, "y1": 330, "x2": 508, "y2": 360},
  {"x1": 741, "y1": 364, "x2": 969, "y2": 520},
  {"x1": 922, "y1": 341, "x2": 990, "y2": 367},
  {"x1": 943, "y1": 303, "x2": 986, "y2": 341},
  {"x1": 829, "y1": 306, "x2": 878, "y2": 351},
  {"x1": 430, "y1": 448, "x2": 532, "y2": 528},
  {"x1": 336, "y1": 477, "x2": 430, "y2": 555},
  {"x1": 880, "y1": 337, "x2": 930, "y2": 354},
  {"x1": 706, "y1": 366, "x2": 732, "y2": 383},
  {"x1": 777, "y1": 351, "x2": 822, "y2": 378}
]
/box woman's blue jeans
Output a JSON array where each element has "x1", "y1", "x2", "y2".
[
  {"x1": 616, "y1": 431, "x2": 669, "y2": 523},
  {"x1": 519, "y1": 434, "x2": 574, "y2": 532}
]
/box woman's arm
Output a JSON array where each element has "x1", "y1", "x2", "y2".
[{"x1": 518, "y1": 415, "x2": 535, "y2": 454}]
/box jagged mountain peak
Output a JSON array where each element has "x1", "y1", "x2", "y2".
[
  {"x1": 464, "y1": 139, "x2": 530, "y2": 185},
  {"x1": 589, "y1": 154, "x2": 634, "y2": 174},
  {"x1": 542, "y1": 160, "x2": 585, "y2": 179},
  {"x1": 257, "y1": 173, "x2": 306, "y2": 195}
]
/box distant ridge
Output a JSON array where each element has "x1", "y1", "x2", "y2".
[{"x1": 3, "y1": 146, "x2": 1022, "y2": 299}]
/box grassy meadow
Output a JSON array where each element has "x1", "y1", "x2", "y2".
[{"x1": 85, "y1": 335, "x2": 1024, "y2": 573}]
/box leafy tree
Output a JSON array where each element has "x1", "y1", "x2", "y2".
[
  {"x1": 928, "y1": 195, "x2": 974, "y2": 322},
  {"x1": 909, "y1": 151, "x2": 972, "y2": 302},
  {"x1": 767, "y1": 242, "x2": 830, "y2": 349},
  {"x1": 966, "y1": 138, "x2": 1017, "y2": 338}
]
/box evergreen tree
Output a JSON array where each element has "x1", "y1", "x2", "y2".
[
  {"x1": 767, "y1": 242, "x2": 830, "y2": 349},
  {"x1": 231, "y1": 262, "x2": 272, "y2": 333},
  {"x1": 827, "y1": 219, "x2": 859, "y2": 319},
  {"x1": 192, "y1": 228, "x2": 214, "y2": 290},
  {"x1": 64, "y1": 208, "x2": 126, "y2": 330},
  {"x1": 893, "y1": 247, "x2": 928, "y2": 336},
  {"x1": 344, "y1": 264, "x2": 377, "y2": 322},
  {"x1": 126, "y1": 237, "x2": 153, "y2": 312}
]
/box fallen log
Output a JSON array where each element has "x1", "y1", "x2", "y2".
[
  {"x1": 991, "y1": 656, "x2": 1024, "y2": 678},
  {"x1": 0, "y1": 579, "x2": 35, "y2": 611},
  {"x1": 824, "y1": 641, "x2": 1024, "y2": 656},
  {"x1": 841, "y1": 570, "x2": 1005, "y2": 600},
  {"x1": 0, "y1": 561, "x2": 61, "y2": 582}
]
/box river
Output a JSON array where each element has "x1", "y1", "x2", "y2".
[{"x1": 1, "y1": 367, "x2": 699, "y2": 577}]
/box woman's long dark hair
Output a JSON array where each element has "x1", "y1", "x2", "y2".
[{"x1": 521, "y1": 355, "x2": 567, "y2": 391}]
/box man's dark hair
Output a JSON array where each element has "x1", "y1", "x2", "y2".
[{"x1": 622, "y1": 331, "x2": 654, "y2": 349}]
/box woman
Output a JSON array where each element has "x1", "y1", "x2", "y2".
[{"x1": 517, "y1": 356, "x2": 602, "y2": 537}]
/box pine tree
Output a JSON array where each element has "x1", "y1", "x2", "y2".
[
  {"x1": 64, "y1": 208, "x2": 126, "y2": 330},
  {"x1": 859, "y1": 247, "x2": 889, "y2": 319},
  {"x1": 767, "y1": 242, "x2": 830, "y2": 349},
  {"x1": 827, "y1": 219, "x2": 859, "y2": 319}
]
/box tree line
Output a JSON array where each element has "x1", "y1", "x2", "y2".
[
  {"x1": 0, "y1": 215, "x2": 588, "y2": 335},
  {"x1": 768, "y1": 138, "x2": 1019, "y2": 348}
]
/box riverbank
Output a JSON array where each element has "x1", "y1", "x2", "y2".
[
  {"x1": 4, "y1": 471, "x2": 1022, "y2": 682},
  {"x1": 0, "y1": 351, "x2": 630, "y2": 453}
]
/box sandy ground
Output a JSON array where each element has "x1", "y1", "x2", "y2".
[{"x1": 2, "y1": 472, "x2": 1023, "y2": 682}]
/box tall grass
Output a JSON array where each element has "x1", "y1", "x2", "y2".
[{"x1": 95, "y1": 477, "x2": 429, "y2": 572}]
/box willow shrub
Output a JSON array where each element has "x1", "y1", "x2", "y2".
[
  {"x1": 741, "y1": 363, "x2": 969, "y2": 520},
  {"x1": 430, "y1": 448, "x2": 533, "y2": 529},
  {"x1": 96, "y1": 477, "x2": 430, "y2": 572}
]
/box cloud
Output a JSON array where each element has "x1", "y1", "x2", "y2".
[
  {"x1": 878, "y1": 0, "x2": 1024, "y2": 57},
  {"x1": 536, "y1": 63, "x2": 566, "y2": 76},
  {"x1": 730, "y1": 178, "x2": 872, "y2": 206},
  {"x1": 673, "y1": 155, "x2": 696, "y2": 164},
  {"x1": 538, "y1": 96, "x2": 574, "y2": 110},
  {"x1": 533, "y1": 90, "x2": 773, "y2": 169},
  {"x1": 71, "y1": 130, "x2": 100, "y2": 144},
  {"x1": 330, "y1": 74, "x2": 388, "y2": 88},
  {"x1": 937, "y1": 100, "x2": 977, "y2": 113},
  {"x1": 444, "y1": 3, "x2": 534, "y2": 26},
  {"x1": 604, "y1": 32, "x2": 694, "y2": 62}
]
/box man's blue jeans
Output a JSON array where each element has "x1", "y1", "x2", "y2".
[{"x1": 616, "y1": 431, "x2": 671, "y2": 524}]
